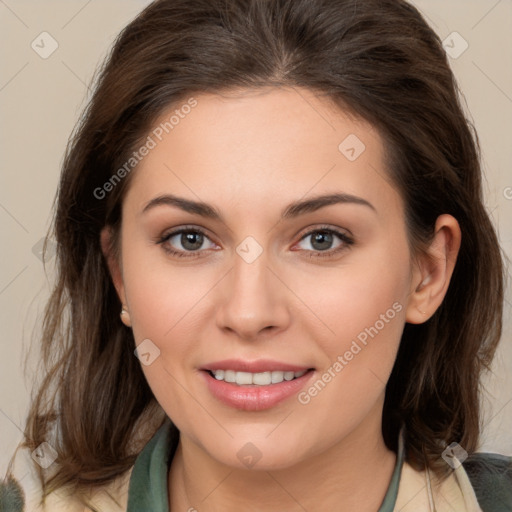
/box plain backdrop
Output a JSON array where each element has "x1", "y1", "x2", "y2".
[{"x1": 1, "y1": 0, "x2": 511, "y2": 476}]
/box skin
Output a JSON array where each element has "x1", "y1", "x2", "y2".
[{"x1": 101, "y1": 86, "x2": 461, "y2": 511}]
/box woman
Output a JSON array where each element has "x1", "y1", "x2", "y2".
[{"x1": 1, "y1": 0, "x2": 510, "y2": 510}]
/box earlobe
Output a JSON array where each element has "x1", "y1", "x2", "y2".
[
  {"x1": 120, "y1": 305, "x2": 132, "y2": 327},
  {"x1": 405, "y1": 214, "x2": 461, "y2": 324}
]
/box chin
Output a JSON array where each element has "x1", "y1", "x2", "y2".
[{"x1": 201, "y1": 435, "x2": 310, "y2": 472}]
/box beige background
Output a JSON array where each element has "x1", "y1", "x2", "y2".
[{"x1": 1, "y1": 0, "x2": 511, "y2": 476}]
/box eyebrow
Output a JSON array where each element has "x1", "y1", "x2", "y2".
[{"x1": 141, "y1": 192, "x2": 376, "y2": 220}]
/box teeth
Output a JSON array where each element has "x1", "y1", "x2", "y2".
[
  {"x1": 224, "y1": 370, "x2": 236, "y2": 383},
  {"x1": 212, "y1": 369, "x2": 307, "y2": 386},
  {"x1": 236, "y1": 372, "x2": 253, "y2": 385},
  {"x1": 253, "y1": 372, "x2": 272, "y2": 385}
]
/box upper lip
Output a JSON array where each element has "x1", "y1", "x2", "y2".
[{"x1": 201, "y1": 359, "x2": 313, "y2": 373}]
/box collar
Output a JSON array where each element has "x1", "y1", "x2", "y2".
[{"x1": 126, "y1": 418, "x2": 405, "y2": 512}]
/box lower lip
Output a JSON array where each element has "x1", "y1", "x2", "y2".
[{"x1": 201, "y1": 370, "x2": 315, "y2": 411}]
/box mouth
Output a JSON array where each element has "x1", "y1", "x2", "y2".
[{"x1": 199, "y1": 360, "x2": 316, "y2": 411}]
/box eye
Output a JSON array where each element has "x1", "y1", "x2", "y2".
[
  {"x1": 157, "y1": 227, "x2": 217, "y2": 258},
  {"x1": 295, "y1": 226, "x2": 354, "y2": 258}
]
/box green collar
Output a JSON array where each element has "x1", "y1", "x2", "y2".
[{"x1": 127, "y1": 418, "x2": 404, "y2": 511}]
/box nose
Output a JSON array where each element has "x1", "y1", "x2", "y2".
[{"x1": 215, "y1": 247, "x2": 291, "y2": 341}]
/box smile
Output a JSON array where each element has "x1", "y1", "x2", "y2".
[{"x1": 208, "y1": 369, "x2": 308, "y2": 386}]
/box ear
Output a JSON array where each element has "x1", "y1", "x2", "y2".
[
  {"x1": 405, "y1": 214, "x2": 461, "y2": 324},
  {"x1": 100, "y1": 226, "x2": 126, "y2": 307}
]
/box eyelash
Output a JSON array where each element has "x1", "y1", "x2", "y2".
[{"x1": 156, "y1": 225, "x2": 354, "y2": 260}]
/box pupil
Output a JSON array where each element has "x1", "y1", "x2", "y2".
[{"x1": 312, "y1": 231, "x2": 332, "y2": 251}]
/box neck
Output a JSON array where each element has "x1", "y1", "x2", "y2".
[{"x1": 168, "y1": 398, "x2": 396, "y2": 512}]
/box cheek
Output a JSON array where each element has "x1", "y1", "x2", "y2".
[
  {"x1": 288, "y1": 277, "x2": 407, "y2": 455},
  {"x1": 121, "y1": 228, "x2": 210, "y2": 339},
  {"x1": 295, "y1": 236, "x2": 410, "y2": 355}
]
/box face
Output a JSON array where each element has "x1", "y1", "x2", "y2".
[{"x1": 111, "y1": 87, "x2": 418, "y2": 470}]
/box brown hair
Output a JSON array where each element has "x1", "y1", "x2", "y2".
[{"x1": 16, "y1": 0, "x2": 504, "y2": 502}]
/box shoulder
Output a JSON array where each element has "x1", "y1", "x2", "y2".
[
  {"x1": 463, "y1": 452, "x2": 512, "y2": 512},
  {"x1": 0, "y1": 442, "x2": 133, "y2": 512}
]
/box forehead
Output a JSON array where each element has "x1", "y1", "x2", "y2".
[{"x1": 124, "y1": 87, "x2": 401, "y2": 218}]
